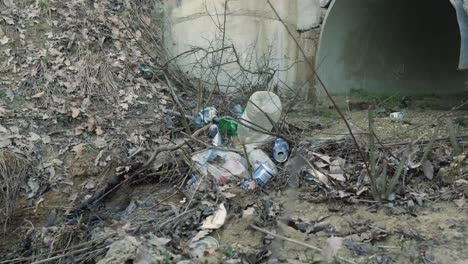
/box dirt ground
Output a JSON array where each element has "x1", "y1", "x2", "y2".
[{"x1": 1, "y1": 0, "x2": 467, "y2": 263}]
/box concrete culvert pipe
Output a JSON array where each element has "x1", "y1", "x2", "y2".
[{"x1": 316, "y1": 0, "x2": 468, "y2": 97}]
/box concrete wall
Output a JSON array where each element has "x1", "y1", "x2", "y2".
[
  {"x1": 316, "y1": 0, "x2": 468, "y2": 97},
  {"x1": 163, "y1": 0, "x2": 468, "y2": 100},
  {"x1": 163, "y1": 0, "x2": 323, "y2": 98}
]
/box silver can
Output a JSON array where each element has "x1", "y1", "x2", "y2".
[
  {"x1": 253, "y1": 164, "x2": 275, "y2": 187},
  {"x1": 273, "y1": 138, "x2": 289, "y2": 163},
  {"x1": 389, "y1": 112, "x2": 404, "y2": 120}
]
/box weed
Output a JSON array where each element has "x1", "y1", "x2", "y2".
[
  {"x1": 368, "y1": 109, "x2": 409, "y2": 201},
  {"x1": 454, "y1": 116, "x2": 466, "y2": 127},
  {"x1": 39, "y1": 0, "x2": 49, "y2": 10},
  {"x1": 448, "y1": 119, "x2": 462, "y2": 155},
  {"x1": 224, "y1": 246, "x2": 235, "y2": 258},
  {"x1": 0, "y1": 151, "x2": 29, "y2": 229}
]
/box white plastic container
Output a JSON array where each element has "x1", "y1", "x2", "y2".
[{"x1": 237, "y1": 91, "x2": 282, "y2": 147}]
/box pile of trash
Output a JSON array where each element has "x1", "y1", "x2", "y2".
[{"x1": 190, "y1": 91, "x2": 290, "y2": 190}]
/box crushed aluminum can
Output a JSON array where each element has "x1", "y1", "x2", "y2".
[
  {"x1": 252, "y1": 164, "x2": 275, "y2": 187},
  {"x1": 192, "y1": 107, "x2": 217, "y2": 127},
  {"x1": 389, "y1": 112, "x2": 404, "y2": 120},
  {"x1": 273, "y1": 138, "x2": 289, "y2": 163}
]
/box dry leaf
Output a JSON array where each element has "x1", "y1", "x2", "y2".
[
  {"x1": 75, "y1": 124, "x2": 85, "y2": 136},
  {"x1": 330, "y1": 158, "x2": 345, "y2": 174},
  {"x1": 72, "y1": 143, "x2": 86, "y2": 158},
  {"x1": 308, "y1": 167, "x2": 330, "y2": 186},
  {"x1": 87, "y1": 116, "x2": 96, "y2": 131},
  {"x1": 422, "y1": 160, "x2": 434, "y2": 180},
  {"x1": 94, "y1": 137, "x2": 107, "y2": 149},
  {"x1": 454, "y1": 195, "x2": 466, "y2": 208},
  {"x1": 71, "y1": 107, "x2": 80, "y2": 118},
  {"x1": 190, "y1": 230, "x2": 211, "y2": 243},
  {"x1": 0, "y1": 36, "x2": 9, "y2": 45},
  {"x1": 221, "y1": 192, "x2": 236, "y2": 199},
  {"x1": 95, "y1": 126, "x2": 104, "y2": 135},
  {"x1": 0, "y1": 106, "x2": 7, "y2": 117},
  {"x1": 0, "y1": 139, "x2": 11, "y2": 148},
  {"x1": 27, "y1": 132, "x2": 41, "y2": 142},
  {"x1": 312, "y1": 152, "x2": 332, "y2": 164},
  {"x1": 202, "y1": 204, "x2": 227, "y2": 229},
  {"x1": 31, "y1": 91, "x2": 45, "y2": 98},
  {"x1": 242, "y1": 207, "x2": 255, "y2": 218},
  {"x1": 314, "y1": 161, "x2": 328, "y2": 168},
  {"x1": 329, "y1": 173, "x2": 346, "y2": 182}
]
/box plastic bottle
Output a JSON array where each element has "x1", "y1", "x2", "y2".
[
  {"x1": 237, "y1": 91, "x2": 282, "y2": 147},
  {"x1": 247, "y1": 149, "x2": 278, "y2": 175}
]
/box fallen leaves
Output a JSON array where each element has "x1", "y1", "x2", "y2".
[
  {"x1": 422, "y1": 160, "x2": 434, "y2": 180},
  {"x1": 0, "y1": 36, "x2": 9, "y2": 45},
  {"x1": 72, "y1": 143, "x2": 86, "y2": 158},
  {"x1": 70, "y1": 107, "x2": 80, "y2": 118},
  {"x1": 31, "y1": 91, "x2": 46, "y2": 98},
  {"x1": 454, "y1": 195, "x2": 466, "y2": 208}
]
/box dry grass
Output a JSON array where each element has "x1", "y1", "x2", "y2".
[
  {"x1": 77, "y1": 53, "x2": 119, "y2": 102},
  {"x1": 0, "y1": 151, "x2": 29, "y2": 228}
]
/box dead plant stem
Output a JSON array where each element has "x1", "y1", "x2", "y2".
[{"x1": 163, "y1": 73, "x2": 192, "y2": 134}]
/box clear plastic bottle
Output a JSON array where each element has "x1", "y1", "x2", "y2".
[{"x1": 237, "y1": 91, "x2": 282, "y2": 146}]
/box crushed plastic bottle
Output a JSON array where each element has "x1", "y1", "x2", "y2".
[
  {"x1": 192, "y1": 107, "x2": 217, "y2": 128},
  {"x1": 237, "y1": 91, "x2": 282, "y2": 149},
  {"x1": 248, "y1": 149, "x2": 278, "y2": 175},
  {"x1": 192, "y1": 149, "x2": 248, "y2": 183},
  {"x1": 273, "y1": 138, "x2": 289, "y2": 163}
]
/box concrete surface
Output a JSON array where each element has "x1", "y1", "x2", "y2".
[
  {"x1": 163, "y1": 0, "x2": 468, "y2": 100},
  {"x1": 163, "y1": 0, "x2": 321, "y2": 97},
  {"x1": 316, "y1": 0, "x2": 468, "y2": 97}
]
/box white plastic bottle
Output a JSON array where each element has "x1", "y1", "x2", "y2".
[{"x1": 237, "y1": 91, "x2": 282, "y2": 148}]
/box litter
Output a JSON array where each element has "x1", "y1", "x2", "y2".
[
  {"x1": 248, "y1": 149, "x2": 278, "y2": 175},
  {"x1": 217, "y1": 117, "x2": 238, "y2": 136},
  {"x1": 389, "y1": 112, "x2": 404, "y2": 120},
  {"x1": 231, "y1": 104, "x2": 243, "y2": 118},
  {"x1": 189, "y1": 236, "x2": 219, "y2": 258},
  {"x1": 253, "y1": 164, "x2": 276, "y2": 187},
  {"x1": 192, "y1": 107, "x2": 217, "y2": 127},
  {"x1": 192, "y1": 149, "x2": 248, "y2": 183},
  {"x1": 273, "y1": 138, "x2": 289, "y2": 162},
  {"x1": 208, "y1": 125, "x2": 222, "y2": 146},
  {"x1": 237, "y1": 91, "x2": 282, "y2": 148}
]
